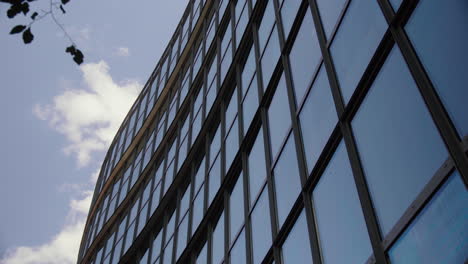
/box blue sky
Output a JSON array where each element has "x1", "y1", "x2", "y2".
[{"x1": 0, "y1": 1, "x2": 188, "y2": 263}]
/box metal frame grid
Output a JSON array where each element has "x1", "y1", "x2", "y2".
[{"x1": 79, "y1": 0, "x2": 468, "y2": 263}]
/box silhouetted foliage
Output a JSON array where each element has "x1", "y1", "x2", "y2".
[{"x1": 2, "y1": 0, "x2": 84, "y2": 65}]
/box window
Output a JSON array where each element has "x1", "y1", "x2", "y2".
[
  {"x1": 212, "y1": 213, "x2": 225, "y2": 264},
  {"x1": 315, "y1": 0, "x2": 347, "y2": 40},
  {"x1": 406, "y1": 0, "x2": 468, "y2": 137},
  {"x1": 229, "y1": 228, "x2": 246, "y2": 263},
  {"x1": 268, "y1": 73, "x2": 291, "y2": 158},
  {"x1": 281, "y1": 210, "x2": 313, "y2": 264},
  {"x1": 330, "y1": 0, "x2": 386, "y2": 103},
  {"x1": 352, "y1": 47, "x2": 448, "y2": 235},
  {"x1": 248, "y1": 129, "x2": 267, "y2": 206},
  {"x1": 312, "y1": 141, "x2": 372, "y2": 264},
  {"x1": 299, "y1": 66, "x2": 337, "y2": 174},
  {"x1": 288, "y1": 10, "x2": 321, "y2": 104},
  {"x1": 260, "y1": 25, "x2": 280, "y2": 89},
  {"x1": 230, "y1": 173, "x2": 245, "y2": 244},
  {"x1": 279, "y1": 0, "x2": 302, "y2": 39},
  {"x1": 250, "y1": 187, "x2": 272, "y2": 264},
  {"x1": 388, "y1": 171, "x2": 468, "y2": 263}
]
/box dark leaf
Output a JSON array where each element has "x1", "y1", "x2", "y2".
[
  {"x1": 61, "y1": 0, "x2": 70, "y2": 4},
  {"x1": 31, "y1": 12, "x2": 38, "y2": 19},
  {"x1": 60, "y1": 5, "x2": 66, "y2": 14},
  {"x1": 73, "y1": 49, "x2": 84, "y2": 65},
  {"x1": 20, "y1": 2, "x2": 29, "y2": 15},
  {"x1": 65, "y1": 45, "x2": 76, "y2": 55},
  {"x1": 10, "y1": 25, "x2": 26, "y2": 34},
  {"x1": 22, "y1": 28, "x2": 34, "y2": 44},
  {"x1": 7, "y1": 4, "x2": 22, "y2": 18}
]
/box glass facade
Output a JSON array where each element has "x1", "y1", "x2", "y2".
[{"x1": 78, "y1": 0, "x2": 468, "y2": 264}]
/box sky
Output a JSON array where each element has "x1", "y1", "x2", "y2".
[{"x1": 0, "y1": 0, "x2": 188, "y2": 263}]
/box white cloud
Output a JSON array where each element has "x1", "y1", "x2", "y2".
[
  {"x1": 115, "y1": 46, "x2": 130, "y2": 57},
  {"x1": 33, "y1": 60, "x2": 142, "y2": 167},
  {"x1": 0, "y1": 191, "x2": 93, "y2": 264}
]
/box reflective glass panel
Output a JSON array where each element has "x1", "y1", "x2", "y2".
[
  {"x1": 230, "y1": 173, "x2": 244, "y2": 244},
  {"x1": 258, "y1": 0, "x2": 275, "y2": 51},
  {"x1": 212, "y1": 213, "x2": 225, "y2": 264},
  {"x1": 260, "y1": 26, "x2": 280, "y2": 89},
  {"x1": 196, "y1": 243, "x2": 207, "y2": 264},
  {"x1": 330, "y1": 0, "x2": 386, "y2": 103},
  {"x1": 289, "y1": 10, "x2": 320, "y2": 104},
  {"x1": 268, "y1": 73, "x2": 291, "y2": 158},
  {"x1": 282, "y1": 210, "x2": 313, "y2": 264},
  {"x1": 229, "y1": 228, "x2": 246, "y2": 264},
  {"x1": 279, "y1": 0, "x2": 302, "y2": 39},
  {"x1": 406, "y1": 0, "x2": 468, "y2": 137},
  {"x1": 242, "y1": 76, "x2": 258, "y2": 132},
  {"x1": 248, "y1": 129, "x2": 267, "y2": 206},
  {"x1": 299, "y1": 66, "x2": 337, "y2": 174},
  {"x1": 250, "y1": 188, "x2": 272, "y2": 264},
  {"x1": 316, "y1": 0, "x2": 347, "y2": 40},
  {"x1": 388, "y1": 171, "x2": 468, "y2": 264},
  {"x1": 313, "y1": 141, "x2": 372, "y2": 264},
  {"x1": 273, "y1": 134, "x2": 301, "y2": 227},
  {"x1": 352, "y1": 47, "x2": 448, "y2": 235}
]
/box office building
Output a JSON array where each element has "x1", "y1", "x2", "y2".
[{"x1": 78, "y1": 0, "x2": 468, "y2": 263}]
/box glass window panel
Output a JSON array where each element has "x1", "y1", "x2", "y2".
[
  {"x1": 330, "y1": 0, "x2": 386, "y2": 103},
  {"x1": 150, "y1": 182, "x2": 161, "y2": 214},
  {"x1": 388, "y1": 171, "x2": 468, "y2": 264},
  {"x1": 248, "y1": 128, "x2": 267, "y2": 205},
  {"x1": 225, "y1": 118, "x2": 239, "y2": 170},
  {"x1": 279, "y1": 0, "x2": 302, "y2": 38},
  {"x1": 166, "y1": 212, "x2": 176, "y2": 239},
  {"x1": 192, "y1": 187, "x2": 204, "y2": 231},
  {"x1": 315, "y1": 0, "x2": 346, "y2": 40},
  {"x1": 123, "y1": 221, "x2": 135, "y2": 253},
  {"x1": 221, "y1": 45, "x2": 232, "y2": 81},
  {"x1": 137, "y1": 203, "x2": 148, "y2": 235},
  {"x1": 151, "y1": 232, "x2": 162, "y2": 262},
  {"x1": 196, "y1": 243, "x2": 207, "y2": 264},
  {"x1": 210, "y1": 127, "x2": 221, "y2": 164},
  {"x1": 281, "y1": 210, "x2": 313, "y2": 264},
  {"x1": 312, "y1": 141, "x2": 372, "y2": 264},
  {"x1": 258, "y1": 0, "x2": 275, "y2": 50},
  {"x1": 209, "y1": 155, "x2": 221, "y2": 205},
  {"x1": 268, "y1": 73, "x2": 290, "y2": 157},
  {"x1": 352, "y1": 47, "x2": 448, "y2": 235},
  {"x1": 299, "y1": 66, "x2": 337, "y2": 174},
  {"x1": 260, "y1": 25, "x2": 280, "y2": 89},
  {"x1": 390, "y1": 0, "x2": 402, "y2": 11},
  {"x1": 235, "y1": 3, "x2": 248, "y2": 48},
  {"x1": 229, "y1": 228, "x2": 246, "y2": 264},
  {"x1": 162, "y1": 237, "x2": 173, "y2": 264},
  {"x1": 180, "y1": 186, "x2": 191, "y2": 218},
  {"x1": 176, "y1": 214, "x2": 189, "y2": 259},
  {"x1": 242, "y1": 76, "x2": 258, "y2": 132},
  {"x1": 273, "y1": 134, "x2": 301, "y2": 227},
  {"x1": 112, "y1": 238, "x2": 123, "y2": 264},
  {"x1": 212, "y1": 213, "x2": 225, "y2": 264},
  {"x1": 406, "y1": 0, "x2": 468, "y2": 137},
  {"x1": 140, "y1": 248, "x2": 149, "y2": 264},
  {"x1": 241, "y1": 48, "x2": 256, "y2": 99},
  {"x1": 194, "y1": 158, "x2": 205, "y2": 194},
  {"x1": 250, "y1": 187, "x2": 272, "y2": 264},
  {"x1": 206, "y1": 84, "x2": 217, "y2": 113},
  {"x1": 230, "y1": 173, "x2": 244, "y2": 244},
  {"x1": 225, "y1": 88, "x2": 238, "y2": 129},
  {"x1": 289, "y1": 10, "x2": 321, "y2": 104}
]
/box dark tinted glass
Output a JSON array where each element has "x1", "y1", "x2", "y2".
[
  {"x1": 330, "y1": 0, "x2": 386, "y2": 103},
  {"x1": 352, "y1": 47, "x2": 448, "y2": 235},
  {"x1": 273, "y1": 134, "x2": 301, "y2": 228},
  {"x1": 268, "y1": 74, "x2": 291, "y2": 158},
  {"x1": 406, "y1": 0, "x2": 468, "y2": 137},
  {"x1": 388, "y1": 171, "x2": 468, "y2": 263},
  {"x1": 281, "y1": 211, "x2": 313, "y2": 264},
  {"x1": 299, "y1": 66, "x2": 337, "y2": 174},
  {"x1": 289, "y1": 10, "x2": 321, "y2": 104},
  {"x1": 313, "y1": 141, "x2": 372, "y2": 264}
]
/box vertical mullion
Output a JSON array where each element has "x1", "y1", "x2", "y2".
[
  {"x1": 307, "y1": 0, "x2": 389, "y2": 263},
  {"x1": 377, "y1": 0, "x2": 468, "y2": 188}
]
